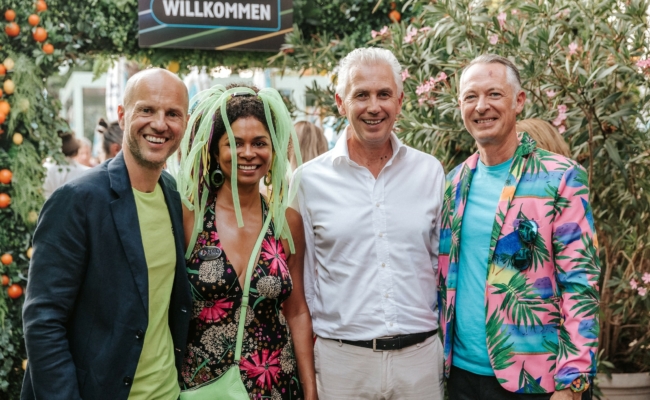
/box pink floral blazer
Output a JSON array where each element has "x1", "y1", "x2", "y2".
[{"x1": 438, "y1": 133, "x2": 600, "y2": 393}]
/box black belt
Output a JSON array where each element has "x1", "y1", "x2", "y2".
[{"x1": 338, "y1": 329, "x2": 437, "y2": 351}]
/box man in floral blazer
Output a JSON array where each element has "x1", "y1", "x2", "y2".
[{"x1": 439, "y1": 54, "x2": 599, "y2": 400}]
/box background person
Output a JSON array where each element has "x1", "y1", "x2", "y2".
[
  {"x1": 294, "y1": 47, "x2": 445, "y2": 400},
  {"x1": 439, "y1": 54, "x2": 599, "y2": 400},
  {"x1": 22, "y1": 68, "x2": 192, "y2": 400},
  {"x1": 73, "y1": 136, "x2": 97, "y2": 167},
  {"x1": 42, "y1": 131, "x2": 89, "y2": 199},
  {"x1": 96, "y1": 117, "x2": 124, "y2": 162},
  {"x1": 290, "y1": 120, "x2": 328, "y2": 169},
  {"x1": 178, "y1": 84, "x2": 316, "y2": 399},
  {"x1": 516, "y1": 118, "x2": 571, "y2": 157}
]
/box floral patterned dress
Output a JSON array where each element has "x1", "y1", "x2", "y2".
[{"x1": 181, "y1": 194, "x2": 303, "y2": 400}]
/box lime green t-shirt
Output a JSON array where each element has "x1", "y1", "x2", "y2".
[{"x1": 129, "y1": 184, "x2": 180, "y2": 400}]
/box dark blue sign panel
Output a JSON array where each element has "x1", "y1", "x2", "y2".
[{"x1": 139, "y1": 0, "x2": 293, "y2": 51}]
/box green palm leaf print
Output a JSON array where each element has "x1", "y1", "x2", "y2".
[
  {"x1": 493, "y1": 274, "x2": 545, "y2": 328},
  {"x1": 486, "y1": 309, "x2": 515, "y2": 372}
]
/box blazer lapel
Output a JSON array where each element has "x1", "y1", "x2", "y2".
[{"x1": 108, "y1": 152, "x2": 149, "y2": 312}]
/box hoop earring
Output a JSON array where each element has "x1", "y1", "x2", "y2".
[
  {"x1": 210, "y1": 165, "x2": 225, "y2": 188},
  {"x1": 264, "y1": 171, "x2": 272, "y2": 187}
]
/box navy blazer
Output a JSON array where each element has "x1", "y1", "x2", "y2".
[{"x1": 21, "y1": 152, "x2": 192, "y2": 400}]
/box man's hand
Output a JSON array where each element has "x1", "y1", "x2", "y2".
[{"x1": 550, "y1": 388, "x2": 582, "y2": 400}]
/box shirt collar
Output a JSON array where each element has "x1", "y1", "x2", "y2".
[{"x1": 331, "y1": 125, "x2": 407, "y2": 165}]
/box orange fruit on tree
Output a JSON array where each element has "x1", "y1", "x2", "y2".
[
  {"x1": 3, "y1": 58, "x2": 14, "y2": 71},
  {"x1": 1, "y1": 253, "x2": 12, "y2": 265},
  {"x1": 36, "y1": 0, "x2": 47, "y2": 12},
  {"x1": 13, "y1": 132, "x2": 23, "y2": 145},
  {"x1": 1, "y1": 275, "x2": 9, "y2": 286},
  {"x1": 0, "y1": 112, "x2": 6, "y2": 124},
  {"x1": 28, "y1": 14, "x2": 40, "y2": 26},
  {"x1": 33, "y1": 27, "x2": 47, "y2": 42},
  {"x1": 0, "y1": 100, "x2": 10, "y2": 115},
  {"x1": 0, "y1": 64, "x2": 5, "y2": 76},
  {"x1": 0, "y1": 169, "x2": 12, "y2": 184},
  {"x1": 0, "y1": 193, "x2": 10, "y2": 208},
  {"x1": 4, "y1": 9, "x2": 16, "y2": 21},
  {"x1": 388, "y1": 10, "x2": 401, "y2": 23},
  {"x1": 7, "y1": 284, "x2": 22, "y2": 299},
  {"x1": 42, "y1": 43, "x2": 54, "y2": 54},
  {"x1": 3, "y1": 80, "x2": 14, "y2": 95},
  {"x1": 5, "y1": 22, "x2": 20, "y2": 37}
]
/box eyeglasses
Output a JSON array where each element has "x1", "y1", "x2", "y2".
[{"x1": 511, "y1": 219, "x2": 538, "y2": 271}]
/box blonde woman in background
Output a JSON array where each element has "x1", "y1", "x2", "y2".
[
  {"x1": 290, "y1": 120, "x2": 328, "y2": 169},
  {"x1": 516, "y1": 118, "x2": 571, "y2": 157}
]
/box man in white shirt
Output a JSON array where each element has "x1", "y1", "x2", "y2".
[{"x1": 294, "y1": 47, "x2": 445, "y2": 399}]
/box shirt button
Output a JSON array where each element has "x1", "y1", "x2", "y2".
[
  {"x1": 135, "y1": 329, "x2": 144, "y2": 340},
  {"x1": 381, "y1": 263, "x2": 386, "y2": 268},
  {"x1": 385, "y1": 293, "x2": 389, "y2": 298},
  {"x1": 123, "y1": 376, "x2": 132, "y2": 386},
  {"x1": 390, "y1": 323, "x2": 394, "y2": 326},
  {"x1": 376, "y1": 203, "x2": 380, "y2": 207},
  {"x1": 378, "y1": 233, "x2": 383, "y2": 238}
]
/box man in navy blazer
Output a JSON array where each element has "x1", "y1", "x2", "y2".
[{"x1": 22, "y1": 68, "x2": 192, "y2": 400}]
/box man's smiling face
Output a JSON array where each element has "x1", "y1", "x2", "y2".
[
  {"x1": 458, "y1": 62, "x2": 525, "y2": 148},
  {"x1": 336, "y1": 62, "x2": 403, "y2": 147}
]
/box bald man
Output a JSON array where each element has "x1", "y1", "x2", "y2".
[{"x1": 22, "y1": 69, "x2": 192, "y2": 400}]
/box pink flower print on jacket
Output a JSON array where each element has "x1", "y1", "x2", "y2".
[
  {"x1": 240, "y1": 348, "x2": 282, "y2": 391},
  {"x1": 210, "y1": 230, "x2": 219, "y2": 243},
  {"x1": 261, "y1": 237, "x2": 288, "y2": 277},
  {"x1": 198, "y1": 298, "x2": 234, "y2": 323}
]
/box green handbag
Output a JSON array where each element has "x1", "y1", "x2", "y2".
[{"x1": 180, "y1": 213, "x2": 273, "y2": 400}]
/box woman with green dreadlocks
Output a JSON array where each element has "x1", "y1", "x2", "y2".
[{"x1": 176, "y1": 84, "x2": 316, "y2": 399}]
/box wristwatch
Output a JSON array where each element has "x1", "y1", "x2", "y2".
[{"x1": 570, "y1": 377, "x2": 589, "y2": 393}]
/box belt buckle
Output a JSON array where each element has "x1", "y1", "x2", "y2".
[{"x1": 372, "y1": 336, "x2": 394, "y2": 352}]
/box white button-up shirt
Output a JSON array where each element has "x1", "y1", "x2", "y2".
[{"x1": 293, "y1": 129, "x2": 445, "y2": 340}]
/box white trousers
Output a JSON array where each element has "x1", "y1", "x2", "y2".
[{"x1": 314, "y1": 334, "x2": 444, "y2": 400}]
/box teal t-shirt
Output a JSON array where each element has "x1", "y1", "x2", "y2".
[{"x1": 452, "y1": 157, "x2": 512, "y2": 376}]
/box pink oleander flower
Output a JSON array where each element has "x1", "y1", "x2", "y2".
[
  {"x1": 401, "y1": 69, "x2": 410, "y2": 82},
  {"x1": 240, "y1": 349, "x2": 282, "y2": 391},
  {"x1": 489, "y1": 34, "x2": 499, "y2": 45},
  {"x1": 418, "y1": 97, "x2": 426, "y2": 106},
  {"x1": 568, "y1": 42, "x2": 578, "y2": 55},
  {"x1": 404, "y1": 27, "x2": 418, "y2": 44},
  {"x1": 639, "y1": 287, "x2": 648, "y2": 296},
  {"x1": 558, "y1": 104, "x2": 568, "y2": 114},
  {"x1": 198, "y1": 298, "x2": 234, "y2": 323},
  {"x1": 554, "y1": 9, "x2": 570, "y2": 19},
  {"x1": 511, "y1": 9, "x2": 518, "y2": 15},
  {"x1": 261, "y1": 236, "x2": 288, "y2": 277},
  {"x1": 636, "y1": 59, "x2": 650, "y2": 69},
  {"x1": 630, "y1": 278, "x2": 639, "y2": 289},
  {"x1": 438, "y1": 72, "x2": 447, "y2": 81},
  {"x1": 497, "y1": 12, "x2": 507, "y2": 29},
  {"x1": 642, "y1": 272, "x2": 650, "y2": 284},
  {"x1": 545, "y1": 90, "x2": 557, "y2": 98},
  {"x1": 416, "y1": 82, "x2": 431, "y2": 96},
  {"x1": 552, "y1": 114, "x2": 567, "y2": 127},
  {"x1": 557, "y1": 125, "x2": 566, "y2": 134},
  {"x1": 371, "y1": 26, "x2": 389, "y2": 39},
  {"x1": 419, "y1": 27, "x2": 431, "y2": 33}
]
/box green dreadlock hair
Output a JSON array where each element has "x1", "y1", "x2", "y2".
[{"x1": 177, "y1": 84, "x2": 302, "y2": 260}]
